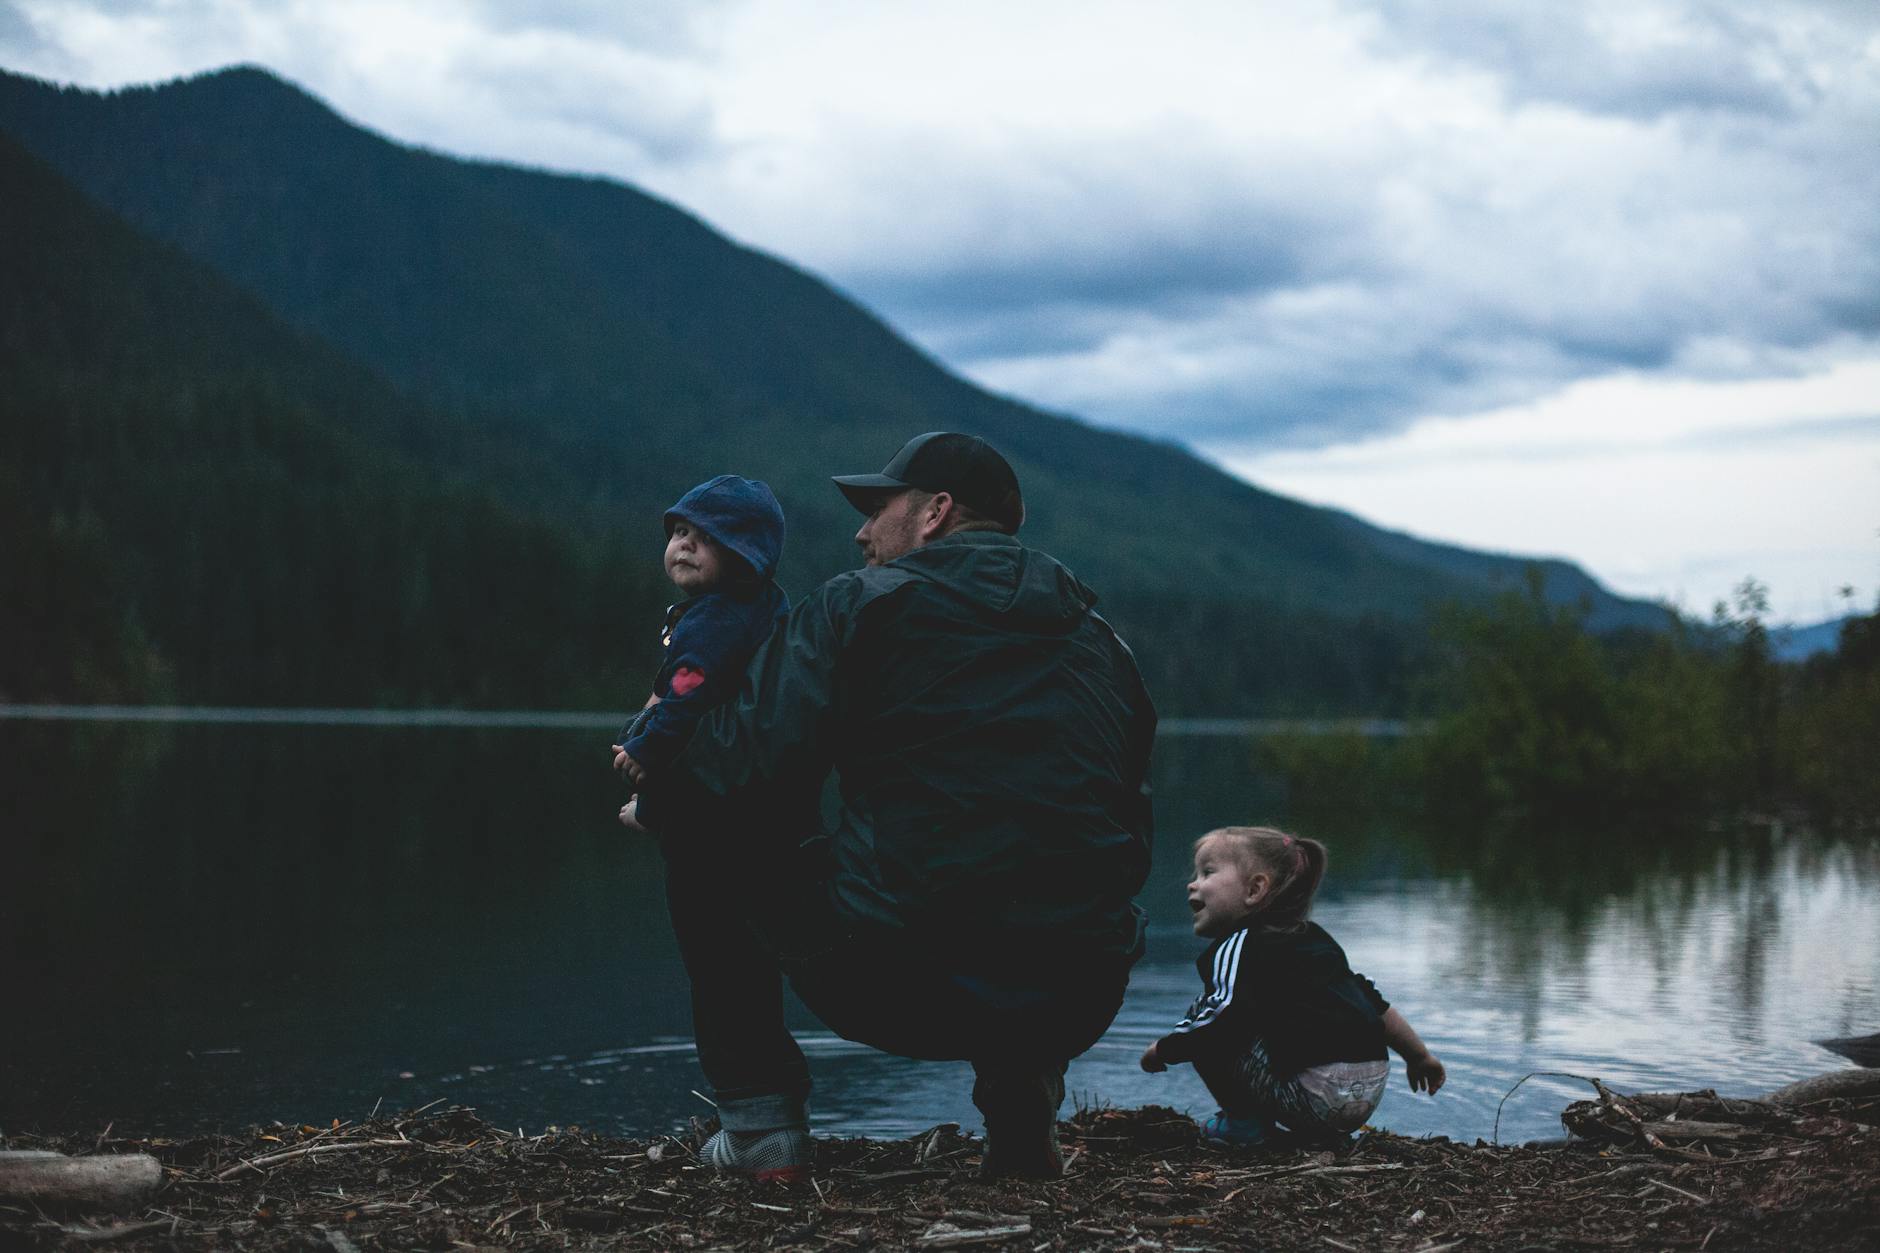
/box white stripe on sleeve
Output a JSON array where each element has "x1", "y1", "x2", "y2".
[{"x1": 1170, "y1": 930, "x2": 1245, "y2": 1034}]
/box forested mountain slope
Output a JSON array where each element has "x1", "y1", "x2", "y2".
[
  {"x1": 0, "y1": 65, "x2": 1668, "y2": 712},
  {"x1": 0, "y1": 133, "x2": 666, "y2": 704}
]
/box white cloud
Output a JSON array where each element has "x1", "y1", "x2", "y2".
[
  {"x1": 9, "y1": 2, "x2": 1876, "y2": 445},
  {"x1": 3, "y1": 0, "x2": 1877, "y2": 614},
  {"x1": 1223, "y1": 355, "x2": 1880, "y2": 621},
  {"x1": 1367, "y1": 0, "x2": 1841, "y2": 120},
  {"x1": 8, "y1": 0, "x2": 728, "y2": 174}
]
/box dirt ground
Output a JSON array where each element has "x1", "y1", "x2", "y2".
[{"x1": 4, "y1": 1091, "x2": 1877, "y2": 1251}]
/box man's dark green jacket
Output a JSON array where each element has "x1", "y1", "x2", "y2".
[{"x1": 646, "y1": 530, "x2": 1156, "y2": 969}]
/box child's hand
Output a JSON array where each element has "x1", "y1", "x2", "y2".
[
  {"x1": 618, "y1": 798, "x2": 645, "y2": 831},
  {"x1": 1139, "y1": 1042, "x2": 1166, "y2": 1073},
  {"x1": 1406, "y1": 1051, "x2": 1446, "y2": 1095},
  {"x1": 1381, "y1": 1007, "x2": 1444, "y2": 1094},
  {"x1": 610, "y1": 744, "x2": 647, "y2": 786}
]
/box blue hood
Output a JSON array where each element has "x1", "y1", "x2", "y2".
[{"x1": 664, "y1": 475, "x2": 786, "y2": 581}]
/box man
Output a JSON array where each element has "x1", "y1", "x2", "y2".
[{"x1": 620, "y1": 431, "x2": 1156, "y2": 1180}]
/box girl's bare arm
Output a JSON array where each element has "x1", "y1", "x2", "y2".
[{"x1": 1382, "y1": 1007, "x2": 1446, "y2": 1094}]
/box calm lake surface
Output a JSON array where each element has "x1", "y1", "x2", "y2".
[{"x1": 4, "y1": 722, "x2": 1877, "y2": 1146}]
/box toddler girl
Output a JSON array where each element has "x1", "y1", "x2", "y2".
[{"x1": 1140, "y1": 826, "x2": 1445, "y2": 1147}]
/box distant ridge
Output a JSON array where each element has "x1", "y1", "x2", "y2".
[
  {"x1": 0, "y1": 64, "x2": 1670, "y2": 711},
  {"x1": 1775, "y1": 615, "x2": 1856, "y2": 662}
]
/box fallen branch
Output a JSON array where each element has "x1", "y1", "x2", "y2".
[
  {"x1": 1300, "y1": 1163, "x2": 1412, "y2": 1177},
  {"x1": 916, "y1": 1220, "x2": 1032, "y2": 1247},
  {"x1": 1645, "y1": 1178, "x2": 1711, "y2": 1205},
  {"x1": 1231, "y1": 1161, "x2": 1415, "y2": 1185},
  {"x1": 213, "y1": 1139, "x2": 432, "y2": 1180},
  {"x1": 60, "y1": 1217, "x2": 177, "y2": 1244},
  {"x1": 1639, "y1": 1121, "x2": 1752, "y2": 1141}
]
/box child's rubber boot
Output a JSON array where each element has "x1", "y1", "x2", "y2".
[
  {"x1": 973, "y1": 1064, "x2": 1066, "y2": 1179},
  {"x1": 1201, "y1": 1110, "x2": 1284, "y2": 1149},
  {"x1": 701, "y1": 1093, "x2": 811, "y2": 1183}
]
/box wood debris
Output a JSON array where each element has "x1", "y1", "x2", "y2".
[{"x1": 0, "y1": 1084, "x2": 1874, "y2": 1250}]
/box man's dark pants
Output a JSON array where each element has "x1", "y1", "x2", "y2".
[{"x1": 659, "y1": 834, "x2": 1129, "y2": 1127}]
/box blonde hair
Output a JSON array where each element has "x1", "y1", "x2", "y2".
[{"x1": 1196, "y1": 826, "x2": 1328, "y2": 932}]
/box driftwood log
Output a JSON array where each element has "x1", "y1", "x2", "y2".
[
  {"x1": 1561, "y1": 1068, "x2": 1879, "y2": 1148},
  {"x1": 0, "y1": 1149, "x2": 163, "y2": 1212},
  {"x1": 1815, "y1": 1032, "x2": 1880, "y2": 1067},
  {"x1": 1761, "y1": 1067, "x2": 1880, "y2": 1105}
]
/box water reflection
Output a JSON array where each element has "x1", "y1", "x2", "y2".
[{"x1": 2, "y1": 723, "x2": 1874, "y2": 1146}]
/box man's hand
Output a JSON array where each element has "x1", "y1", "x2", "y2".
[
  {"x1": 1139, "y1": 1041, "x2": 1166, "y2": 1073},
  {"x1": 610, "y1": 744, "x2": 646, "y2": 786},
  {"x1": 618, "y1": 798, "x2": 645, "y2": 831},
  {"x1": 1405, "y1": 1050, "x2": 1446, "y2": 1095}
]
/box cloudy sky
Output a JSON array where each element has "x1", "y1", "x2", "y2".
[{"x1": 5, "y1": 0, "x2": 1876, "y2": 622}]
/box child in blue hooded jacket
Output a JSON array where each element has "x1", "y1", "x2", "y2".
[{"x1": 611, "y1": 476, "x2": 788, "y2": 824}]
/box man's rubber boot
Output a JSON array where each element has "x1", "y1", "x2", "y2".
[
  {"x1": 701, "y1": 1093, "x2": 812, "y2": 1183},
  {"x1": 973, "y1": 1064, "x2": 1066, "y2": 1180}
]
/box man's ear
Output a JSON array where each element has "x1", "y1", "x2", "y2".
[{"x1": 920, "y1": 491, "x2": 957, "y2": 540}]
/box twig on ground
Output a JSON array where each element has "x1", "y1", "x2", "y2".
[
  {"x1": 1493, "y1": 1072, "x2": 1599, "y2": 1145},
  {"x1": 1645, "y1": 1178, "x2": 1711, "y2": 1205},
  {"x1": 213, "y1": 1139, "x2": 433, "y2": 1181}
]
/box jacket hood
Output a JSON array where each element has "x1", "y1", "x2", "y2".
[
  {"x1": 664, "y1": 475, "x2": 786, "y2": 581},
  {"x1": 894, "y1": 531, "x2": 1095, "y2": 629}
]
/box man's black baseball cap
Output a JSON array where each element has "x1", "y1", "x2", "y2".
[{"x1": 832, "y1": 432, "x2": 1025, "y2": 533}]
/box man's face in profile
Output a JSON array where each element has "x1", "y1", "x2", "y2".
[{"x1": 854, "y1": 489, "x2": 926, "y2": 567}]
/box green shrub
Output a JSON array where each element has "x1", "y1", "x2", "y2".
[{"x1": 1402, "y1": 571, "x2": 1813, "y2": 821}]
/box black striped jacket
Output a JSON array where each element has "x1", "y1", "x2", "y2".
[{"x1": 1156, "y1": 921, "x2": 1390, "y2": 1077}]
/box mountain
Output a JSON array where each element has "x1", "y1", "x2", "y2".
[
  {"x1": 0, "y1": 64, "x2": 1670, "y2": 713},
  {"x1": 1774, "y1": 615, "x2": 1858, "y2": 663},
  {"x1": 0, "y1": 129, "x2": 668, "y2": 705}
]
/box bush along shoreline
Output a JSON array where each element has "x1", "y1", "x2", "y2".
[{"x1": 1263, "y1": 576, "x2": 1880, "y2": 831}]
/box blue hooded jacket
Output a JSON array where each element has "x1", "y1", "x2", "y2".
[{"x1": 620, "y1": 476, "x2": 789, "y2": 772}]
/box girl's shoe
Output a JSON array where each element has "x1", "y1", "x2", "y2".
[
  {"x1": 702, "y1": 1093, "x2": 812, "y2": 1183},
  {"x1": 1201, "y1": 1111, "x2": 1283, "y2": 1148}
]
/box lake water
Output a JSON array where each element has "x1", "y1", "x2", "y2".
[{"x1": 4, "y1": 721, "x2": 1876, "y2": 1147}]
